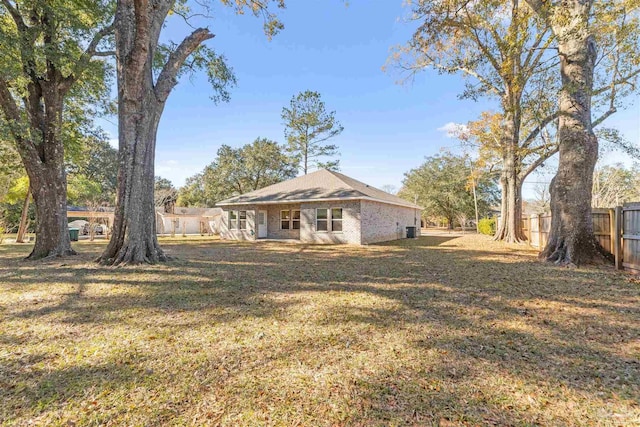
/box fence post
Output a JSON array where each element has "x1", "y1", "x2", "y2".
[
  {"x1": 613, "y1": 206, "x2": 623, "y2": 270},
  {"x1": 538, "y1": 214, "x2": 544, "y2": 249},
  {"x1": 608, "y1": 208, "x2": 615, "y2": 254},
  {"x1": 526, "y1": 216, "x2": 532, "y2": 245}
]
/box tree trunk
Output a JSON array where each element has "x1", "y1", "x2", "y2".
[
  {"x1": 25, "y1": 162, "x2": 75, "y2": 259},
  {"x1": 494, "y1": 110, "x2": 526, "y2": 243},
  {"x1": 540, "y1": 5, "x2": 600, "y2": 265},
  {"x1": 99, "y1": 0, "x2": 212, "y2": 265},
  {"x1": 98, "y1": 51, "x2": 165, "y2": 264},
  {"x1": 16, "y1": 191, "x2": 30, "y2": 243}
]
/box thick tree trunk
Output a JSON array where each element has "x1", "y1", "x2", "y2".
[
  {"x1": 98, "y1": 104, "x2": 166, "y2": 265},
  {"x1": 98, "y1": 28, "x2": 166, "y2": 265},
  {"x1": 15, "y1": 191, "x2": 30, "y2": 243},
  {"x1": 25, "y1": 162, "x2": 75, "y2": 259},
  {"x1": 540, "y1": 11, "x2": 600, "y2": 265},
  {"x1": 99, "y1": 0, "x2": 212, "y2": 265},
  {"x1": 494, "y1": 109, "x2": 526, "y2": 243}
]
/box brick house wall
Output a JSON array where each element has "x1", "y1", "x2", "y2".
[
  {"x1": 299, "y1": 200, "x2": 361, "y2": 244},
  {"x1": 219, "y1": 205, "x2": 257, "y2": 241},
  {"x1": 220, "y1": 199, "x2": 420, "y2": 245},
  {"x1": 265, "y1": 203, "x2": 301, "y2": 240},
  {"x1": 360, "y1": 200, "x2": 421, "y2": 244}
]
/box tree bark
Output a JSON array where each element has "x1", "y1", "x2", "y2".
[
  {"x1": 536, "y1": 0, "x2": 601, "y2": 265},
  {"x1": 99, "y1": 0, "x2": 213, "y2": 265},
  {"x1": 16, "y1": 191, "x2": 30, "y2": 243},
  {"x1": 494, "y1": 107, "x2": 526, "y2": 243},
  {"x1": 26, "y1": 163, "x2": 75, "y2": 259}
]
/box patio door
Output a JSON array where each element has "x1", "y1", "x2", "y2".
[{"x1": 257, "y1": 210, "x2": 267, "y2": 238}]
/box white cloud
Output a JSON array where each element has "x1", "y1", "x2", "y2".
[
  {"x1": 108, "y1": 138, "x2": 118, "y2": 149},
  {"x1": 437, "y1": 122, "x2": 468, "y2": 138}
]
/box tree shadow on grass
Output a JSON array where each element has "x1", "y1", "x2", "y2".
[{"x1": 1, "y1": 236, "x2": 639, "y2": 424}]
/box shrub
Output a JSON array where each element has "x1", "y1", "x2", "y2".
[{"x1": 478, "y1": 218, "x2": 496, "y2": 235}]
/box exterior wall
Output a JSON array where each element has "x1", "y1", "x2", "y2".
[
  {"x1": 220, "y1": 205, "x2": 258, "y2": 241},
  {"x1": 265, "y1": 203, "x2": 301, "y2": 240},
  {"x1": 220, "y1": 200, "x2": 420, "y2": 245},
  {"x1": 157, "y1": 215, "x2": 207, "y2": 235},
  {"x1": 360, "y1": 200, "x2": 421, "y2": 244},
  {"x1": 219, "y1": 204, "x2": 302, "y2": 241},
  {"x1": 300, "y1": 200, "x2": 361, "y2": 244}
]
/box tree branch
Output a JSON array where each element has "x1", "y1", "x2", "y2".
[
  {"x1": 154, "y1": 27, "x2": 215, "y2": 103},
  {"x1": 592, "y1": 68, "x2": 640, "y2": 97},
  {"x1": 0, "y1": 77, "x2": 40, "y2": 166},
  {"x1": 520, "y1": 146, "x2": 559, "y2": 180},
  {"x1": 592, "y1": 107, "x2": 617, "y2": 128},
  {"x1": 1, "y1": 0, "x2": 27, "y2": 32},
  {"x1": 59, "y1": 21, "x2": 115, "y2": 93},
  {"x1": 522, "y1": 111, "x2": 560, "y2": 148}
]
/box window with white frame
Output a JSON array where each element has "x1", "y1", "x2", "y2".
[
  {"x1": 292, "y1": 210, "x2": 301, "y2": 230},
  {"x1": 316, "y1": 208, "x2": 328, "y2": 231},
  {"x1": 229, "y1": 211, "x2": 237, "y2": 229},
  {"x1": 281, "y1": 210, "x2": 291, "y2": 229},
  {"x1": 331, "y1": 208, "x2": 343, "y2": 232},
  {"x1": 316, "y1": 208, "x2": 343, "y2": 232},
  {"x1": 238, "y1": 211, "x2": 247, "y2": 230}
]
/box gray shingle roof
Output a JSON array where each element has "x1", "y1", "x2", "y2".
[{"x1": 216, "y1": 169, "x2": 421, "y2": 209}]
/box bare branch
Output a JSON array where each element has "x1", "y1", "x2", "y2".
[
  {"x1": 522, "y1": 111, "x2": 560, "y2": 148},
  {"x1": 521, "y1": 146, "x2": 559, "y2": 180},
  {"x1": 153, "y1": 28, "x2": 215, "y2": 103},
  {"x1": 593, "y1": 107, "x2": 617, "y2": 128},
  {"x1": 592, "y1": 68, "x2": 640, "y2": 97},
  {"x1": 93, "y1": 50, "x2": 116, "y2": 57}
]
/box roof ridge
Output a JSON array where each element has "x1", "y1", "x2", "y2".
[{"x1": 323, "y1": 169, "x2": 359, "y2": 191}]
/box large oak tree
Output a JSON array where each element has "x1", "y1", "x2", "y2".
[
  {"x1": 394, "y1": 0, "x2": 640, "y2": 245},
  {"x1": 0, "y1": 0, "x2": 114, "y2": 259},
  {"x1": 525, "y1": 0, "x2": 611, "y2": 264},
  {"x1": 99, "y1": 0, "x2": 284, "y2": 265}
]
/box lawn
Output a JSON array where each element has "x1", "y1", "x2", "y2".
[{"x1": 1, "y1": 235, "x2": 638, "y2": 426}]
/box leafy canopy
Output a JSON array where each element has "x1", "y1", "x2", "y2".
[
  {"x1": 178, "y1": 137, "x2": 297, "y2": 207},
  {"x1": 400, "y1": 152, "x2": 498, "y2": 225}
]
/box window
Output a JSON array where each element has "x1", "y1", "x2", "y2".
[
  {"x1": 281, "y1": 210, "x2": 291, "y2": 229},
  {"x1": 238, "y1": 211, "x2": 247, "y2": 230},
  {"x1": 331, "y1": 208, "x2": 343, "y2": 232},
  {"x1": 229, "y1": 211, "x2": 237, "y2": 230},
  {"x1": 316, "y1": 208, "x2": 328, "y2": 231},
  {"x1": 292, "y1": 210, "x2": 301, "y2": 230},
  {"x1": 316, "y1": 208, "x2": 343, "y2": 232}
]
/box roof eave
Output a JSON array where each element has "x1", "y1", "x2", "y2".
[{"x1": 216, "y1": 196, "x2": 422, "y2": 210}]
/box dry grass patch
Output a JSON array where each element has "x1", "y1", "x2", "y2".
[{"x1": 1, "y1": 235, "x2": 639, "y2": 426}]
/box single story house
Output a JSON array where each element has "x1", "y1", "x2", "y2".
[{"x1": 216, "y1": 169, "x2": 422, "y2": 245}]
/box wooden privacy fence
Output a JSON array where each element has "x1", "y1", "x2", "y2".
[{"x1": 519, "y1": 204, "x2": 640, "y2": 273}]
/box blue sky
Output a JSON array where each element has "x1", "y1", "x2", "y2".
[{"x1": 100, "y1": 0, "x2": 639, "y2": 198}]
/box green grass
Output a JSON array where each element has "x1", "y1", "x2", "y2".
[{"x1": 1, "y1": 235, "x2": 639, "y2": 426}]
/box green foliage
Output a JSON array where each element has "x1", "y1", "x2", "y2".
[
  {"x1": 478, "y1": 218, "x2": 496, "y2": 236},
  {"x1": 178, "y1": 138, "x2": 297, "y2": 207},
  {"x1": 399, "y1": 152, "x2": 498, "y2": 226},
  {"x1": 282, "y1": 91, "x2": 343, "y2": 174},
  {"x1": 0, "y1": 0, "x2": 115, "y2": 146},
  {"x1": 66, "y1": 136, "x2": 118, "y2": 205},
  {"x1": 4, "y1": 176, "x2": 29, "y2": 205}
]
